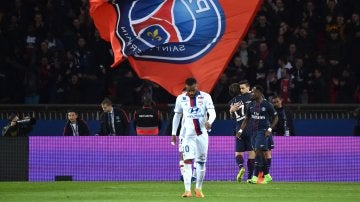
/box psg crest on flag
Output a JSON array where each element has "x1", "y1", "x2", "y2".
[{"x1": 113, "y1": 0, "x2": 225, "y2": 63}]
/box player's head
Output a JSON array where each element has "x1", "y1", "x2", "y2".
[
  {"x1": 251, "y1": 85, "x2": 264, "y2": 100},
  {"x1": 101, "y1": 97, "x2": 113, "y2": 112},
  {"x1": 8, "y1": 113, "x2": 19, "y2": 124},
  {"x1": 67, "y1": 110, "x2": 78, "y2": 123},
  {"x1": 238, "y1": 80, "x2": 250, "y2": 94},
  {"x1": 185, "y1": 77, "x2": 198, "y2": 97},
  {"x1": 142, "y1": 96, "x2": 153, "y2": 107},
  {"x1": 271, "y1": 95, "x2": 283, "y2": 108},
  {"x1": 229, "y1": 83, "x2": 240, "y2": 97}
]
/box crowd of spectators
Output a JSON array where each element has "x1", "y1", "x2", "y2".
[{"x1": 0, "y1": 0, "x2": 359, "y2": 105}]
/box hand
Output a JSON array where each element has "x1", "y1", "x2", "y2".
[
  {"x1": 10, "y1": 121, "x2": 16, "y2": 127},
  {"x1": 265, "y1": 130, "x2": 271, "y2": 137},
  {"x1": 171, "y1": 136, "x2": 176, "y2": 146},
  {"x1": 236, "y1": 131, "x2": 242, "y2": 140},
  {"x1": 205, "y1": 122, "x2": 211, "y2": 130},
  {"x1": 229, "y1": 103, "x2": 240, "y2": 113}
]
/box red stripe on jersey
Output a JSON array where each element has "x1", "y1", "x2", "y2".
[{"x1": 190, "y1": 96, "x2": 202, "y2": 136}]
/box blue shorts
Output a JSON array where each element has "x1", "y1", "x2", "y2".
[
  {"x1": 235, "y1": 132, "x2": 253, "y2": 152},
  {"x1": 266, "y1": 135, "x2": 275, "y2": 150},
  {"x1": 235, "y1": 125, "x2": 253, "y2": 152},
  {"x1": 251, "y1": 129, "x2": 268, "y2": 151}
]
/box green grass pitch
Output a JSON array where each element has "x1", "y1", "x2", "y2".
[{"x1": 1, "y1": 181, "x2": 359, "y2": 202}]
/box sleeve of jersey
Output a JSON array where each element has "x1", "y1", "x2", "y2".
[
  {"x1": 206, "y1": 94, "x2": 216, "y2": 124},
  {"x1": 173, "y1": 95, "x2": 183, "y2": 113},
  {"x1": 172, "y1": 113, "x2": 182, "y2": 135},
  {"x1": 172, "y1": 96, "x2": 183, "y2": 135},
  {"x1": 207, "y1": 108, "x2": 216, "y2": 125},
  {"x1": 206, "y1": 94, "x2": 215, "y2": 109}
]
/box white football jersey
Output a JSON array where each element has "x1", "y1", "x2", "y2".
[{"x1": 174, "y1": 91, "x2": 215, "y2": 137}]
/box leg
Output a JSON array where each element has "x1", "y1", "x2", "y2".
[
  {"x1": 263, "y1": 150, "x2": 273, "y2": 183},
  {"x1": 179, "y1": 152, "x2": 184, "y2": 181},
  {"x1": 245, "y1": 135, "x2": 255, "y2": 180},
  {"x1": 235, "y1": 152, "x2": 245, "y2": 181},
  {"x1": 250, "y1": 130, "x2": 268, "y2": 184},
  {"x1": 263, "y1": 135, "x2": 274, "y2": 183},
  {"x1": 235, "y1": 137, "x2": 245, "y2": 181},
  {"x1": 192, "y1": 161, "x2": 197, "y2": 183},
  {"x1": 179, "y1": 137, "x2": 185, "y2": 181},
  {"x1": 183, "y1": 159, "x2": 194, "y2": 194},
  {"x1": 194, "y1": 134, "x2": 208, "y2": 198},
  {"x1": 181, "y1": 137, "x2": 196, "y2": 197},
  {"x1": 247, "y1": 150, "x2": 255, "y2": 180}
]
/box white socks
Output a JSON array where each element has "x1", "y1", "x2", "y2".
[
  {"x1": 179, "y1": 160, "x2": 185, "y2": 176},
  {"x1": 195, "y1": 162, "x2": 206, "y2": 190},
  {"x1": 183, "y1": 163, "x2": 192, "y2": 191}
]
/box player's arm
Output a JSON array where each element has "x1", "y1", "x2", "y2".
[
  {"x1": 236, "y1": 104, "x2": 250, "y2": 138},
  {"x1": 236, "y1": 117, "x2": 249, "y2": 139},
  {"x1": 171, "y1": 95, "x2": 183, "y2": 145},
  {"x1": 229, "y1": 102, "x2": 240, "y2": 114},
  {"x1": 265, "y1": 103, "x2": 279, "y2": 137},
  {"x1": 171, "y1": 112, "x2": 182, "y2": 145},
  {"x1": 205, "y1": 94, "x2": 216, "y2": 130},
  {"x1": 205, "y1": 108, "x2": 216, "y2": 130}
]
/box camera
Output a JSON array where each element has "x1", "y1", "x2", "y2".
[{"x1": 16, "y1": 117, "x2": 36, "y2": 126}]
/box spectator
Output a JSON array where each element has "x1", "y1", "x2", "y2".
[
  {"x1": 308, "y1": 68, "x2": 328, "y2": 103},
  {"x1": 271, "y1": 95, "x2": 296, "y2": 136},
  {"x1": 133, "y1": 97, "x2": 161, "y2": 136},
  {"x1": 1, "y1": 113, "x2": 35, "y2": 137},
  {"x1": 98, "y1": 97, "x2": 130, "y2": 136},
  {"x1": 63, "y1": 110, "x2": 90, "y2": 136},
  {"x1": 264, "y1": 69, "x2": 278, "y2": 98},
  {"x1": 116, "y1": 68, "x2": 143, "y2": 105},
  {"x1": 278, "y1": 68, "x2": 292, "y2": 103},
  {"x1": 65, "y1": 74, "x2": 84, "y2": 104},
  {"x1": 335, "y1": 68, "x2": 357, "y2": 103},
  {"x1": 291, "y1": 58, "x2": 308, "y2": 103}
]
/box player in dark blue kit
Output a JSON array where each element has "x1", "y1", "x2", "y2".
[
  {"x1": 228, "y1": 81, "x2": 255, "y2": 182},
  {"x1": 237, "y1": 85, "x2": 278, "y2": 184}
]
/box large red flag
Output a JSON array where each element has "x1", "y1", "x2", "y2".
[{"x1": 90, "y1": 0, "x2": 262, "y2": 96}]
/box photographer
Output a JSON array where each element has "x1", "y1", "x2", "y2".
[{"x1": 1, "y1": 113, "x2": 35, "y2": 137}]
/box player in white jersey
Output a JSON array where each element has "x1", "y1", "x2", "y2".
[{"x1": 171, "y1": 78, "x2": 216, "y2": 198}]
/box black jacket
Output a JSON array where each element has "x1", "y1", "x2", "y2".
[
  {"x1": 63, "y1": 118, "x2": 91, "y2": 136},
  {"x1": 1, "y1": 123, "x2": 33, "y2": 137},
  {"x1": 273, "y1": 106, "x2": 296, "y2": 136},
  {"x1": 99, "y1": 107, "x2": 130, "y2": 136}
]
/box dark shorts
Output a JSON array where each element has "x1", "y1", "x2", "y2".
[
  {"x1": 235, "y1": 131, "x2": 253, "y2": 152},
  {"x1": 235, "y1": 127, "x2": 253, "y2": 152},
  {"x1": 266, "y1": 135, "x2": 275, "y2": 150},
  {"x1": 251, "y1": 129, "x2": 268, "y2": 151}
]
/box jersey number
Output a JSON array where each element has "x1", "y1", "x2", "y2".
[
  {"x1": 184, "y1": 145, "x2": 190, "y2": 152},
  {"x1": 234, "y1": 104, "x2": 245, "y2": 119}
]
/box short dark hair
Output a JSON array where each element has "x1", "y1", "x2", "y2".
[
  {"x1": 101, "y1": 97, "x2": 113, "y2": 106},
  {"x1": 185, "y1": 77, "x2": 197, "y2": 86},
  {"x1": 229, "y1": 83, "x2": 240, "y2": 97},
  {"x1": 272, "y1": 95, "x2": 281, "y2": 100},
  {"x1": 67, "y1": 109, "x2": 78, "y2": 114},
  {"x1": 238, "y1": 80, "x2": 250, "y2": 86},
  {"x1": 8, "y1": 113, "x2": 18, "y2": 122},
  {"x1": 253, "y1": 85, "x2": 264, "y2": 94}
]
